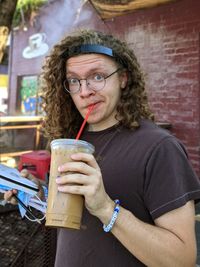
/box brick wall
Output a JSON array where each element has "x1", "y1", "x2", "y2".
[
  {"x1": 8, "y1": 0, "x2": 200, "y2": 175},
  {"x1": 106, "y1": 0, "x2": 200, "y2": 175}
]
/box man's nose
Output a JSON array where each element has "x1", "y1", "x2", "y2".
[{"x1": 79, "y1": 80, "x2": 94, "y2": 96}]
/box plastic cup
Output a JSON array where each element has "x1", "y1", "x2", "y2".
[{"x1": 45, "y1": 139, "x2": 94, "y2": 229}]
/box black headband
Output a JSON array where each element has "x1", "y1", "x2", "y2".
[{"x1": 62, "y1": 44, "x2": 114, "y2": 59}]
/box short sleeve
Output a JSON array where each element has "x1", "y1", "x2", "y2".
[{"x1": 144, "y1": 136, "x2": 200, "y2": 220}]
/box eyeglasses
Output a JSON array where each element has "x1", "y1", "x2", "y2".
[{"x1": 63, "y1": 68, "x2": 121, "y2": 94}]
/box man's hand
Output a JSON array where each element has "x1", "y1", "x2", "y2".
[
  {"x1": 4, "y1": 169, "x2": 45, "y2": 204},
  {"x1": 55, "y1": 152, "x2": 114, "y2": 220}
]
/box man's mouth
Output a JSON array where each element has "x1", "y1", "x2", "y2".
[{"x1": 87, "y1": 101, "x2": 102, "y2": 109}]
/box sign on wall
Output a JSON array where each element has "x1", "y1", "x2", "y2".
[
  {"x1": 22, "y1": 33, "x2": 49, "y2": 59},
  {"x1": 18, "y1": 75, "x2": 42, "y2": 115}
]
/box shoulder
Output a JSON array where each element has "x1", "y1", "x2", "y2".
[
  {"x1": 139, "y1": 120, "x2": 187, "y2": 156},
  {"x1": 138, "y1": 119, "x2": 171, "y2": 137},
  {"x1": 131, "y1": 119, "x2": 175, "y2": 147}
]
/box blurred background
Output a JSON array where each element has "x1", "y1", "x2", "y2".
[{"x1": 0, "y1": 0, "x2": 200, "y2": 266}]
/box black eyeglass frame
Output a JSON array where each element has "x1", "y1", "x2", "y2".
[{"x1": 63, "y1": 68, "x2": 121, "y2": 94}]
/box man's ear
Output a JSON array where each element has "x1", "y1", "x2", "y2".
[
  {"x1": 120, "y1": 71, "x2": 128, "y2": 89},
  {"x1": 121, "y1": 81, "x2": 126, "y2": 88}
]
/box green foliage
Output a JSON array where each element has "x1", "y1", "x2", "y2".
[{"x1": 13, "y1": 0, "x2": 48, "y2": 27}]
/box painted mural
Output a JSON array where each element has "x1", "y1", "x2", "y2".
[{"x1": 19, "y1": 75, "x2": 42, "y2": 115}]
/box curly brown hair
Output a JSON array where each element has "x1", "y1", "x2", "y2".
[{"x1": 41, "y1": 29, "x2": 154, "y2": 142}]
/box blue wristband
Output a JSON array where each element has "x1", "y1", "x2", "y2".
[{"x1": 103, "y1": 199, "x2": 120, "y2": 233}]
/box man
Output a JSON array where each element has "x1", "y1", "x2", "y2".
[{"x1": 6, "y1": 29, "x2": 200, "y2": 266}]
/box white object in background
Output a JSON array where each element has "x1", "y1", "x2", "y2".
[
  {"x1": 22, "y1": 32, "x2": 49, "y2": 59},
  {"x1": 0, "y1": 163, "x2": 39, "y2": 195}
]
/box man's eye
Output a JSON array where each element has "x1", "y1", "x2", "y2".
[
  {"x1": 68, "y1": 78, "x2": 79, "y2": 85},
  {"x1": 91, "y1": 73, "x2": 104, "y2": 82}
]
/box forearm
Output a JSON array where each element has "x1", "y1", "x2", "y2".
[{"x1": 98, "y1": 202, "x2": 196, "y2": 267}]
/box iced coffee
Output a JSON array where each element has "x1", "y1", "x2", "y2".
[{"x1": 45, "y1": 139, "x2": 94, "y2": 229}]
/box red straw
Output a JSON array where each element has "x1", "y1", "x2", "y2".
[{"x1": 75, "y1": 104, "x2": 94, "y2": 140}]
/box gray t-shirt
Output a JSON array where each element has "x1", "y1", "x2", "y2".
[{"x1": 55, "y1": 120, "x2": 200, "y2": 267}]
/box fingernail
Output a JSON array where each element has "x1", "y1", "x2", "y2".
[{"x1": 56, "y1": 178, "x2": 61, "y2": 184}]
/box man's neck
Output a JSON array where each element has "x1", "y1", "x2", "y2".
[{"x1": 88, "y1": 121, "x2": 119, "y2": 132}]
